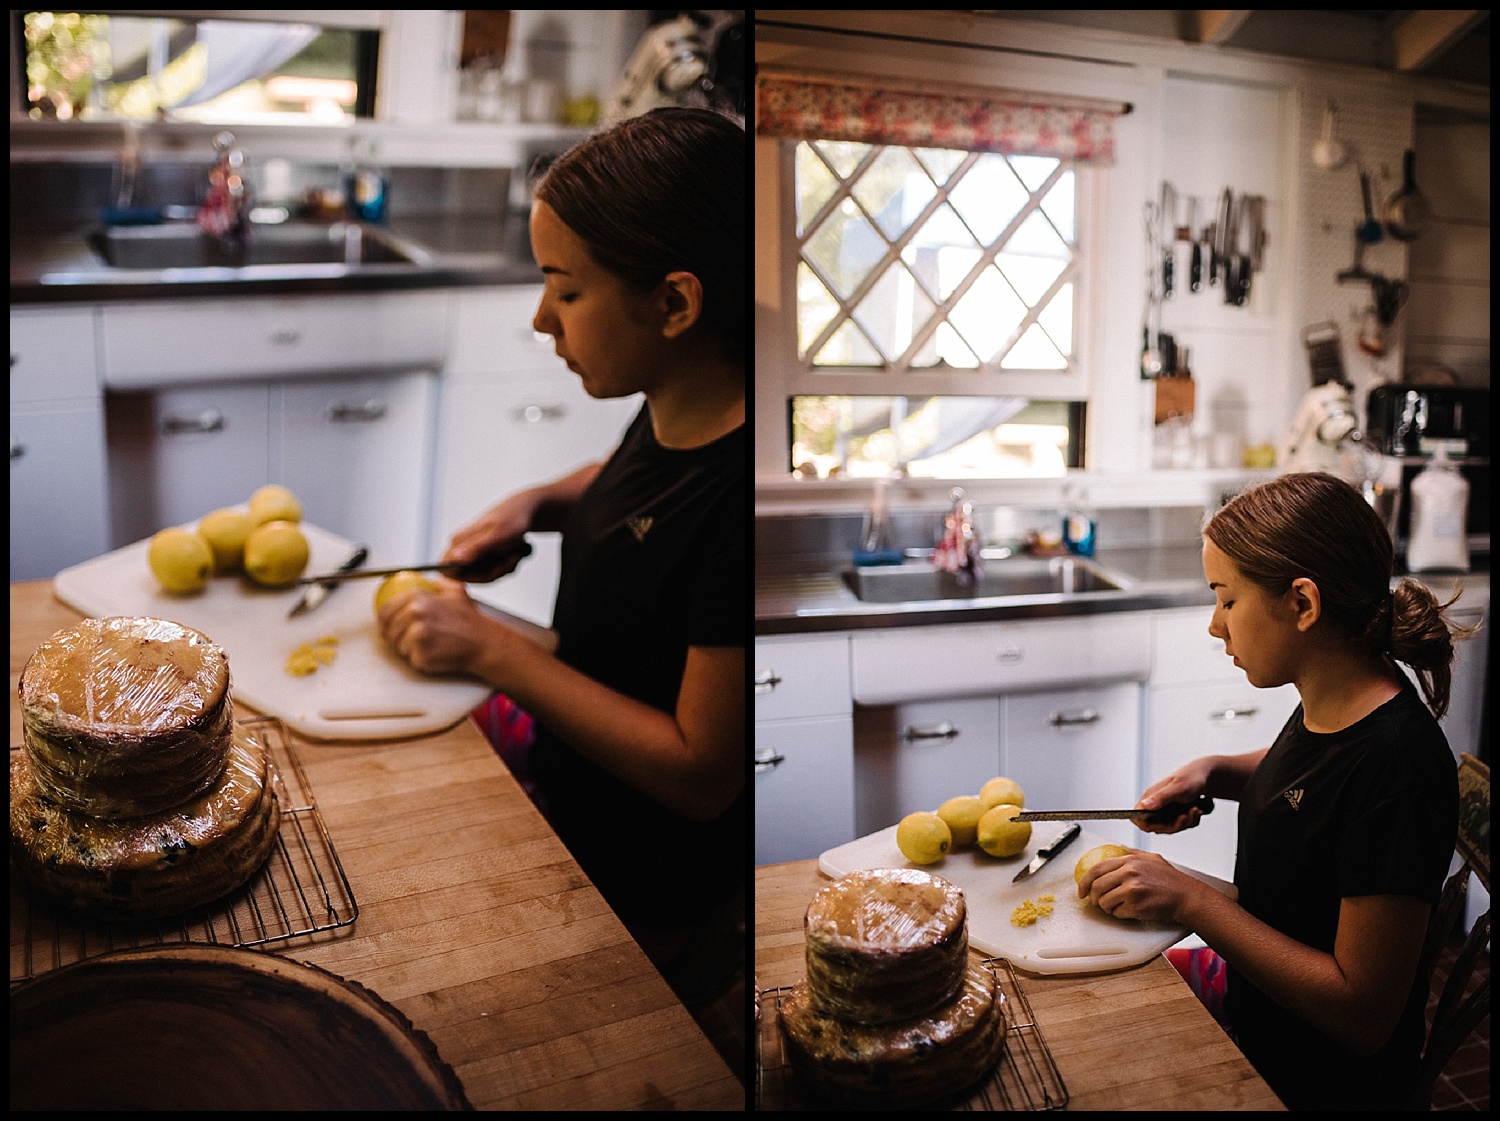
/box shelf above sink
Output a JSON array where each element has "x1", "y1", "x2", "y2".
[{"x1": 842, "y1": 556, "x2": 1127, "y2": 604}]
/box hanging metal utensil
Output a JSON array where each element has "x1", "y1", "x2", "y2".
[
  {"x1": 1357, "y1": 170, "x2": 1383, "y2": 244},
  {"x1": 1160, "y1": 182, "x2": 1176, "y2": 300},
  {"x1": 1384, "y1": 150, "x2": 1431, "y2": 241},
  {"x1": 1187, "y1": 196, "x2": 1203, "y2": 292}
]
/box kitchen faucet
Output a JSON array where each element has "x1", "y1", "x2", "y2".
[{"x1": 197, "y1": 131, "x2": 251, "y2": 251}]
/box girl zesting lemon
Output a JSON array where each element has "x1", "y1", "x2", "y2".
[
  {"x1": 376, "y1": 108, "x2": 746, "y2": 1043},
  {"x1": 1077, "y1": 472, "x2": 1470, "y2": 1110}
]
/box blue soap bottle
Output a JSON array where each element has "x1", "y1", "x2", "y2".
[{"x1": 1063, "y1": 487, "x2": 1097, "y2": 557}]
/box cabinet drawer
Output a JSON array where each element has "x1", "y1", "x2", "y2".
[
  {"x1": 99, "y1": 292, "x2": 449, "y2": 388},
  {"x1": 1002, "y1": 682, "x2": 1142, "y2": 847},
  {"x1": 754, "y1": 635, "x2": 852, "y2": 721},
  {"x1": 850, "y1": 615, "x2": 1152, "y2": 705},
  {"x1": 10, "y1": 307, "x2": 100, "y2": 402},
  {"x1": 446, "y1": 286, "x2": 557, "y2": 376},
  {"x1": 853, "y1": 696, "x2": 1001, "y2": 836},
  {"x1": 755, "y1": 715, "x2": 856, "y2": 865},
  {"x1": 1152, "y1": 606, "x2": 1238, "y2": 685}
]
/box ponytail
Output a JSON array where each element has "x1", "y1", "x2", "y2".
[{"x1": 1386, "y1": 579, "x2": 1480, "y2": 719}]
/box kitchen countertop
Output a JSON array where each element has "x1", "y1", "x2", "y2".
[
  {"x1": 10, "y1": 214, "x2": 543, "y2": 304},
  {"x1": 10, "y1": 580, "x2": 744, "y2": 1110},
  {"x1": 756, "y1": 543, "x2": 1490, "y2": 637},
  {"x1": 754, "y1": 858, "x2": 1286, "y2": 1110}
]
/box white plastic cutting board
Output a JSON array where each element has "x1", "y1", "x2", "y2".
[
  {"x1": 818, "y1": 824, "x2": 1236, "y2": 976},
  {"x1": 50, "y1": 524, "x2": 492, "y2": 742}
]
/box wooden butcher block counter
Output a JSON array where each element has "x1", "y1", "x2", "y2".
[
  {"x1": 11, "y1": 581, "x2": 744, "y2": 1111},
  {"x1": 755, "y1": 859, "x2": 1286, "y2": 1111}
]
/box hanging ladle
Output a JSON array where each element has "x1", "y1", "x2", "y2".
[
  {"x1": 1384, "y1": 150, "x2": 1431, "y2": 241},
  {"x1": 1356, "y1": 170, "x2": 1383, "y2": 244}
]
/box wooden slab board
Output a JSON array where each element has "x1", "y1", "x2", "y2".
[
  {"x1": 50, "y1": 524, "x2": 492, "y2": 742},
  {"x1": 818, "y1": 824, "x2": 1236, "y2": 976}
]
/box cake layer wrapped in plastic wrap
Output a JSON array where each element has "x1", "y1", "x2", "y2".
[
  {"x1": 19, "y1": 616, "x2": 233, "y2": 819},
  {"x1": 804, "y1": 867, "x2": 969, "y2": 1024}
]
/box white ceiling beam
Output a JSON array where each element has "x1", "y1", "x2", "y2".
[
  {"x1": 1390, "y1": 10, "x2": 1486, "y2": 72},
  {"x1": 1193, "y1": 10, "x2": 1255, "y2": 45}
]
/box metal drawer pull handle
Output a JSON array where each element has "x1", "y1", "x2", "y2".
[
  {"x1": 753, "y1": 670, "x2": 782, "y2": 695},
  {"x1": 328, "y1": 399, "x2": 387, "y2": 423},
  {"x1": 269, "y1": 328, "x2": 302, "y2": 345},
  {"x1": 515, "y1": 404, "x2": 566, "y2": 424},
  {"x1": 903, "y1": 721, "x2": 959, "y2": 743},
  {"x1": 11, "y1": 440, "x2": 24, "y2": 460},
  {"x1": 754, "y1": 746, "x2": 785, "y2": 774},
  {"x1": 1049, "y1": 708, "x2": 1101, "y2": 727},
  {"x1": 1210, "y1": 706, "x2": 1259, "y2": 722},
  {"x1": 995, "y1": 646, "x2": 1024, "y2": 664},
  {"x1": 161, "y1": 409, "x2": 225, "y2": 434}
]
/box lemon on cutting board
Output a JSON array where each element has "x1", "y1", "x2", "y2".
[
  {"x1": 1075, "y1": 843, "x2": 1132, "y2": 884},
  {"x1": 936, "y1": 795, "x2": 986, "y2": 847},
  {"x1": 976, "y1": 803, "x2": 1031, "y2": 858},
  {"x1": 247, "y1": 483, "x2": 302, "y2": 526},
  {"x1": 978, "y1": 776, "x2": 1026, "y2": 812},
  {"x1": 896, "y1": 811, "x2": 952, "y2": 865},
  {"x1": 147, "y1": 527, "x2": 214, "y2": 594},
  {"x1": 243, "y1": 520, "x2": 310, "y2": 587},
  {"x1": 373, "y1": 570, "x2": 438, "y2": 616},
  {"x1": 196, "y1": 507, "x2": 256, "y2": 573}
]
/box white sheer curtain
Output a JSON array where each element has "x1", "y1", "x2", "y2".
[{"x1": 168, "y1": 21, "x2": 318, "y2": 109}]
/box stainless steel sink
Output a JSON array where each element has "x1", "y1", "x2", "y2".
[
  {"x1": 842, "y1": 556, "x2": 1126, "y2": 603},
  {"x1": 88, "y1": 221, "x2": 430, "y2": 271}
]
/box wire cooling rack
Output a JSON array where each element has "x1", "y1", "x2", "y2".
[
  {"x1": 756, "y1": 957, "x2": 1069, "y2": 1111},
  {"x1": 11, "y1": 716, "x2": 357, "y2": 986}
]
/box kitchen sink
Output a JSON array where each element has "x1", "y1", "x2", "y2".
[
  {"x1": 842, "y1": 556, "x2": 1126, "y2": 603},
  {"x1": 88, "y1": 221, "x2": 430, "y2": 271}
]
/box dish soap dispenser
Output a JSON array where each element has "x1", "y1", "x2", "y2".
[
  {"x1": 1062, "y1": 487, "x2": 1097, "y2": 557},
  {"x1": 1405, "y1": 443, "x2": 1469, "y2": 573}
]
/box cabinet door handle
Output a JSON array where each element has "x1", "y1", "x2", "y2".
[
  {"x1": 1210, "y1": 706, "x2": 1259, "y2": 722},
  {"x1": 753, "y1": 670, "x2": 782, "y2": 695},
  {"x1": 11, "y1": 439, "x2": 24, "y2": 460},
  {"x1": 328, "y1": 399, "x2": 388, "y2": 423},
  {"x1": 995, "y1": 645, "x2": 1024, "y2": 664},
  {"x1": 903, "y1": 721, "x2": 959, "y2": 743},
  {"x1": 514, "y1": 403, "x2": 567, "y2": 424},
  {"x1": 1049, "y1": 708, "x2": 1101, "y2": 727},
  {"x1": 754, "y1": 745, "x2": 785, "y2": 774},
  {"x1": 161, "y1": 409, "x2": 225, "y2": 435},
  {"x1": 269, "y1": 327, "x2": 303, "y2": 345}
]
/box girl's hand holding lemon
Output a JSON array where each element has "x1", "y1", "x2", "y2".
[{"x1": 1076, "y1": 845, "x2": 1199, "y2": 923}]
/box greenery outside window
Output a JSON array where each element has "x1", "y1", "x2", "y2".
[{"x1": 19, "y1": 11, "x2": 378, "y2": 124}]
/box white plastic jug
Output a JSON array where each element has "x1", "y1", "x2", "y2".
[{"x1": 1405, "y1": 444, "x2": 1470, "y2": 573}]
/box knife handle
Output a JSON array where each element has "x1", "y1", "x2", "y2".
[
  {"x1": 325, "y1": 545, "x2": 369, "y2": 584},
  {"x1": 1038, "y1": 822, "x2": 1082, "y2": 857}
]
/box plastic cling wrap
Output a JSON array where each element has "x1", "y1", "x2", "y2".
[
  {"x1": 19, "y1": 617, "x2": 233, "y2": 819},
  {"x1": 803, "y1": 868, "x2": 969, "y2": 1025}
]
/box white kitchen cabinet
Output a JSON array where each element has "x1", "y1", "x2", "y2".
[
  {"x1": 1143, "y1": 607, "x2": 1300, "y2": 881},
  {"x1": 755, "y1": 634, "x2": 857, "y2": 865},
  {"x1": 105, "y1": 372, "x2": 438, "y2": 562},
  {"x1": 430, "y1": 286, "x2": 638, "y2": 626},
  {"x1": 854, "y1": 696, "x2": 1002, "y2": 837},
  {"x1": 1002, "y1": 682, "x2": 1144, "y2": 848},
  {"x1": 10, "y1": 307, "x2": 111, "y2": 580}
]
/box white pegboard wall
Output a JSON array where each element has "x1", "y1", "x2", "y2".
[{"x1": 1295, "y1": 81, "x2": 1416, "y2": 425}]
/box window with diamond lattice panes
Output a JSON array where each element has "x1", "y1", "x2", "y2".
[{"x1": 795, "y1": 140, "x2": 1077, "y2": 374}]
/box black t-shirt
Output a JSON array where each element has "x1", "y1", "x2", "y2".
[
  {"x1": 1227, "y1": 682, "x2": 1458, "y2": 1111},
  {"x1": 528, "y1": 405, "x2": 746, "y2": 931}
]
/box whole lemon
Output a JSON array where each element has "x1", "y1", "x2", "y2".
[
  {"x1": 197, "y1": 507, "x2": 255, "y2": 573},
  {"x1": 1074, "y1": 843, "x2": 1131, "y2": 885},
  {"x1": 148, "y1": 527, "x2": 214, "y2": 594},
  {"x1": 243, "y1": 520, "x2": 310, "y2": 587},
  {"x1": 977, "y1": 803, "x2": 1032, "y2": 858},
  {"x1": 248, "y1": 483, "x2": 302, "y2": 526},
  {"x1": 937, "y1": 795, "x2": 986, "y2": 847},
  {"x1": 979, "y1": 776, "x2": 1026, "y2": 811},
  {"x1": 896, "y1": 811, "x2": 952, "y2": 865},
  {"x1": 373, "y1": 570, "x2": 439, "y2": 616}
]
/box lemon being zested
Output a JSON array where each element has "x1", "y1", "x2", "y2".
[
  {"x1": 976, "y1": 803, "x2": 1031, "y2": 858},
  {"x1": 243, "y1": 520, "x2": 310, "y2": 587},
  {"x1": 1074, "y1": 843, "x2": 1131, "y2": 884},
  {"x1": 248, "y1": 483, "x2": 302, "y2": 526},
  {"x1": 373, "y1": 570, "x2": 438, "y2": 616},
  {"x1": 147, "y1": 527, "x2": 214, "y2": 594},
  {"x1": 896, "y1": 811, "x2": 952, "y2": 865},
  {"x1": 937, "y1": 795, "x2": 985, "y2": 847}
]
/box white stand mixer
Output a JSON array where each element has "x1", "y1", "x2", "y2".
[{"x1": 1280, "y1": 380, "x2": 1359, "y2": 471}]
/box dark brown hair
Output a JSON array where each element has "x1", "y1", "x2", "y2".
[
  {"x1": 1204, "y1": 471, "x2": 1473, "y2": 717},
  {"x1": 532, "y1": 106, "x2": 746, "y2": 365}
]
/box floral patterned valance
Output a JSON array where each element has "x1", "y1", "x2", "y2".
[{"x1": 755, "y1": 69, "x2": 1126, "y2": 165}]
